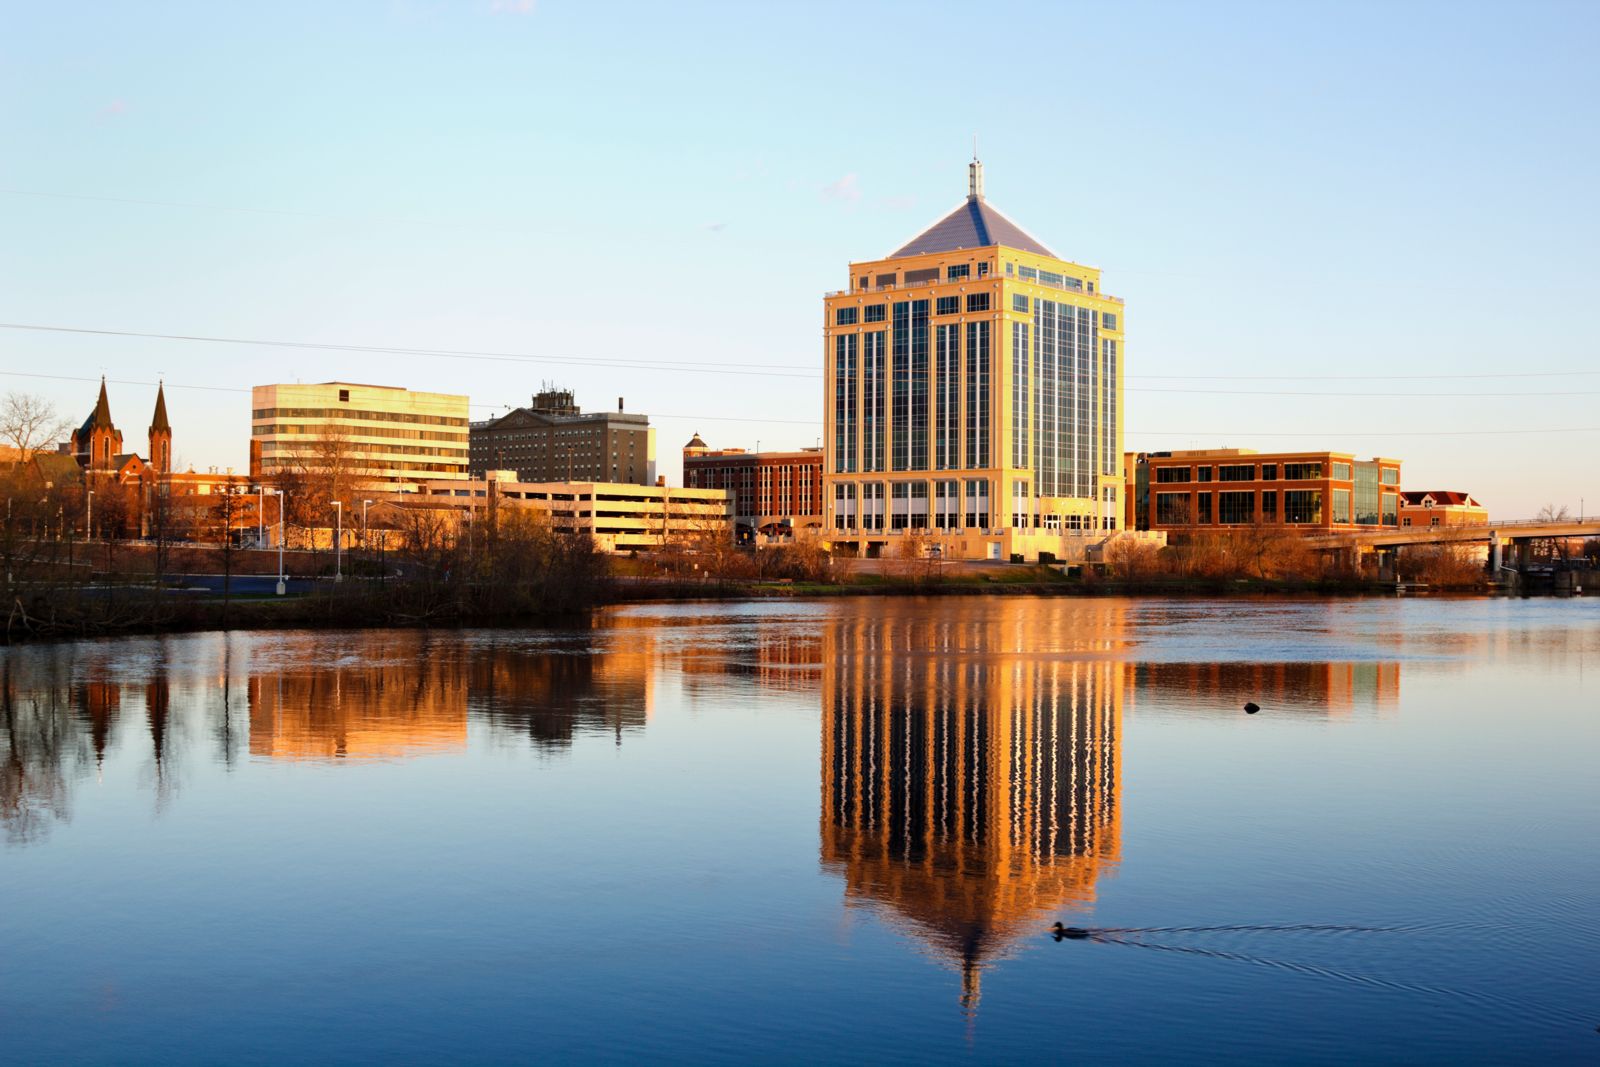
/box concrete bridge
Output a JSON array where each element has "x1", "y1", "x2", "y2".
[{"x1": 1305, "y1": 517, "x2": 1600, "y2": 571}]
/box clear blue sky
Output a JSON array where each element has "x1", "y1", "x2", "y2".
[{"x1": 3, "y1": 0, "x2": 1597, "y2": 515}]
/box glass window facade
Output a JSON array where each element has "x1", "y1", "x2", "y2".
[
  {"x1": 863, "y1": 331, "x2": 886, "y2": 472},
  {"x1": 1219, "y1": 491, "x2": 1253, "y2": 524},
  {"x1": 934, "y1": 479, "x2": 960, "y2": 528},
  {"x1": 1284, "y1": 462, "x2": 1323, "y2": 480},
  {"x1": 1012, "y1": 294, "x2": 1029, "y2": 313},
  {"x1": 1197, "y1": 466, "x2": 1213, "y2": 483},
  {"x1": 835, "y1": 307, "x2": 858, "y2": 326},
  {"x1": 1354, "y1": 461, "x2": 1379, "y2": 525},
  {"x1": 1382, "y1": 467, "x2": 1399, "y2": 485},
  {"x1": 935, "y1": 296, "x2": 960, "y2": 316},
  {"x1": 1285, "y1": 489, "x2": 1323, "y2": 524},
  {"x1": 891, "y1": 301, "x2": 929, "y2": 471},
  {"x1": 1332, "y1": 462, "x2": 1353, "y2": 481},
  {"x1": 965, "y1": 293, "x2": 991, "y2": 313},
  {"x1": 864, "y1": 304, "x2": 886, "y2": 323},
  {"x1": 964, "y1": 478, "x2": 990, "y2": 529},
  {"x1": 1333, "y1": 488, "x2": 1352, "y2": 523},
  {"x1": 946, "y1": 264, "x2": 970, "y2": 281},
  {"x1": 832, "y1": 333, "x2": 858, "y2": 473},
  {"x1": 935, "y1": 324, "x2": 960, "y2": 470},
  {"x1": 1197, "y1": 493, "x2": 1213, "y2": 524},
  {"x1": 1218, "y1": 464, "x2": 1253, "y2": 482},
  {"x1": 1262, "y1": 464, "x2": 1278, "y2": 480},
  {"x1": 964, "y1": 321, "x2": 990, "y2": 469},
  {"x1": 1156, "y1": 492, "x2": 1190, "y2": 525},
  {"x1": 1011, "y1": 321, "x2": 1030, "y2": 469},
  {"x1": 1155, "y1": 466, "x2": 1189, "y2": 483}
]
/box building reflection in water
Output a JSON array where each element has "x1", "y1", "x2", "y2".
[
  {"x1": 1130, "y1": 660, "x2": 1400, "y2": 717},
  {"x1": 248, "y1": 635, "x2": 471, "y2": 762},
  {"x1": 819, "y1": 601, "x2": 1125, "y2": 1012}
]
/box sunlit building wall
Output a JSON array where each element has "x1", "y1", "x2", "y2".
[{"x1": 821, "y1": 159, "x2": 1126, "y2": 561}]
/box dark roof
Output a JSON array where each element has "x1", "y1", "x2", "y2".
[
  {"x1": 31, "y1": 453, "x2": 83, "y2": 486},
  {"x1": 1402, "y1": 491, "x2": 1477, "y2": 506},
  {"x1": 150, "y1": 382, "x2": 170, "y2": 433},
  {"x1": 892, "y1": 198, "x2": 1055, "y2": 258},
  {"x1": 684, "y1": 433, "x2": 708, "y2": 450},
  {"x1": 77, "y1": 378, "x2": 116, "y2": 442}
]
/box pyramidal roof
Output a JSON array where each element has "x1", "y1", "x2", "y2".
[
  {"x1": 891, "y1": 159, "x2": 1055, "y2": 259},
  {"x1": 79, "y1": 377, "x2": 115, "y2": 439},
  {"x1": 150, "y1": 381, "x2": 171, "y2": 433}
]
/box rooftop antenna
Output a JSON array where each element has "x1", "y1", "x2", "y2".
[{"x1": 968, "y1": 139, "x2": 984, "y2": 201}]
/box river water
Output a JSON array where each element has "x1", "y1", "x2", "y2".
[{"x1": 2, "y1": 597, "x2": 1597, "y2": 1064}]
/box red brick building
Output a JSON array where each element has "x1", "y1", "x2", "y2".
[{"x1": 682, "y1": 435, "x2": 824, "y2": 542}]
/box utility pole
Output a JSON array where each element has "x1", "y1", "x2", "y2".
[
  {"x1": 275, "y1": 489, "x2": 289, "y2": 596},
  {"x1": 333, "y1": 500, "x2": 343, "y2": 582}
]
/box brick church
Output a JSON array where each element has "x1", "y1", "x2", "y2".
[{"x1": 68, "y1": 376, "x2": 172, "y2": 481}]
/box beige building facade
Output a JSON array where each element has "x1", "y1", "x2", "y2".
[
  {"x1": 251, "y1": 382, "x2": 470, "y2": 493},
  {"x1": 414, "y1": 475, "x2": 732, "y2": 553}
]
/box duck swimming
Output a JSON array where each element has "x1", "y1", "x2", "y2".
[
  {"x1": 1051, "y1": 923, "x2": 1092, "y2": 940},
  {"x1": 1244, "y1": 702, "x2": 1260, "y2": 714}
]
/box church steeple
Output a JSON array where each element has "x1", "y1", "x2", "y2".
[
  {"x1": 90, "y1": 377, "x2": 114, "y2": 430},
  {"x1": 148, "y1": 380, "x2": 172, "y2": 474}
]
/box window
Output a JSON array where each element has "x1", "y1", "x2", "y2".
[
  {"x1": 1333, "y1": 489, "x2": 1352, "y2": 523},
  {"x1": 946, "y1": 264, "x2": 970, "y2": 281},
  {"x1": 977, "y1": 262, "x2": 989, "y2": 278},
  {"x1": 1005, "y1": 262, "x2": 1014, "y2": 276},
  {"x1": 1102, "y1": 312, "x2": 1118, "y2": 330},
  {"x1": 1262, "y1": 490, "x2": 1277, "y2": 521},
  {"x1": 875, "y1": 273, "x2": 896, "y2": 288},
  {"x1": 864, "y1": 304, "x2": 886, "y2": 323},
  {"x1": 966, "y1": 293, "x2": 990, "y2": 313},
  {"x1": 1285, "y1": 489, "x2": 1323, "y2": 524},
  {"x1": 1012, "y1": 294, "x2": 1029, "y2": 313},
  {"x1": 1218, "y1": 464, "x2": 1253, "y2": 482},
  {"x1": 1197, "y1": 493, "x2": 1213, "y2": 523},
  {"x1": 1018, "y1": 265, "x2": 1038, "y2": 281},
  {"x1": 936, "y1": 296, "x2": 960, "y2": 316},
  {"x1": 835, "y1": 307, "x2": 858, "y2": 326},
  {"x1": 1219, "y1": 491, "x2": 1254, "y2": 524},
  {"x1": 1262, "y1": 464, "x2": 1278, "y2": 481},
  {"x1": 1332, "y1": 462, "x2": 1352, "y2": 481},
  {"x1": 1284, "y1": 462, "x2": 1323, "y2": 480},
  {"x1": 857, "y1": 276, "x2": 868, "y2": 290},
  {"x1": 1382, "y1": 492, "x2": 1399, "y2": 525},
  {"x1": 1156, "y1": 492, "x2": 1190, "y2": 525},
  {"x1": 1155, "y1": 466, "x2": 1190, "y2": 483},
  {"x1": 1197, "y1": 466, "x2": 1213, "y2": 483},
  {"x1": 1382, "y1": 468, "x2": 1399, "y2": 485},
  {"x1": 338, "y1": 389, "x2": 350, "y2": 403}
]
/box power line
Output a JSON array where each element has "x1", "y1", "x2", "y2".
[
  {"x1": 12, "y1": 320, "x2": 1600, "y2": 399},
  {"x1": 0, "y1": 322, "x2": 818, "y2": 377},
  {"x1": 11, "y1": 369, "x2": 1600, "y2": 438}
]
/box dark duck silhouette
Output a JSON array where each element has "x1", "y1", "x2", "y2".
[
  {"x1": 1244, "y1": 702, "x2": 1261, "y2": 714},
  {"x1": 1051, "y1": 923, "x2": 1093, "y2": 940}
]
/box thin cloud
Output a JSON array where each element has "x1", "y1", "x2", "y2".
[
  {"x1": 822, "y1": 173, "x2": 861, "y2": 203},
  {"x1": 703, "y1": 222, "x2": 728, "y2": 232},
  {"x1": 489, "y1": 0, "x2": 535, "y2": 12},
  {"x1": 95, "y1": 100, "x2": 129, "y2": 123}
]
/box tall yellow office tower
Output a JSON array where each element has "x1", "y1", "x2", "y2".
[{"x1": 822, "y1": 158, "x2": 1125, "y2": 560}]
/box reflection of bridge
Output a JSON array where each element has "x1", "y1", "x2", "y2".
[{"x1": 1305, "y1": 517, "x2": 1600, "y2": 569}]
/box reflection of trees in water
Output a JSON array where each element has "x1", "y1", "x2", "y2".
[{"x1": 472, "y1": 640, "x2": 649, "y2": 751}]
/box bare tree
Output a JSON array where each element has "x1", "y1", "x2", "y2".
[{"x1": 1, "y1": 393, "x2": 69, "y2": 460}]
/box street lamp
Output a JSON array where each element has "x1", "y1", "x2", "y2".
[
  {"x1": 362, "y1": 499, "x2": 373, "y2": 547},
  {"x1": 333, "y1": 500, "x2": 343, "y2": 582},
  {"x1": 270, "y1": 488, "x2": 289, "y2": 596},
  {"x1": 86, "y1": 488, "x2": 94, "y2": 539},
  {"x1": 257, "y1": 485, "x2": 266, "y2": 546}
]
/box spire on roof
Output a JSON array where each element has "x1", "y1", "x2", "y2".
[
  {"x1": 149, "y1": 380, "x2": 171, "y2": 433},
  {"x1": 890, "y1": 160, "x2": 1055, "y2": 258},
  {"x1": 89, "y1": 376, "x2": 114, "y2": 430}
]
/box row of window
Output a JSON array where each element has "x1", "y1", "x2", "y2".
[
  {"x1": 1152, "y1": 462, "x2": 1398, "y2": 484},
  {"x1": 1153, "y1": 489, "x2": 1400, "y2": 526},
  {"x1": 840, "y1": 295, "x2": 1114, "y2": 327},
  {"x1": 252, "y1": 407, "x2": 469, "y2": 428}
]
